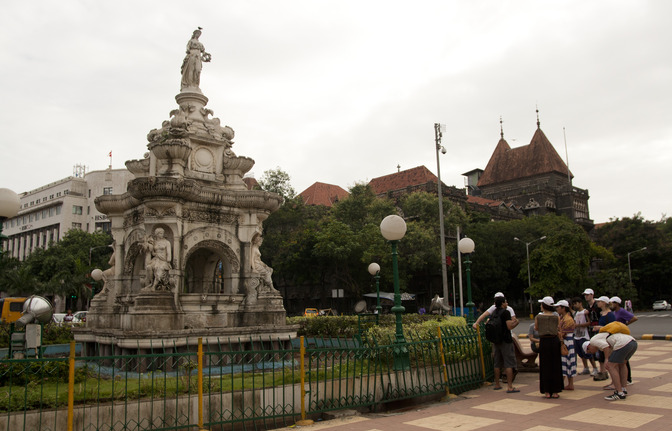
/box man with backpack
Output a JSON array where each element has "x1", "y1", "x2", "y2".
[{"x1": 486, "y1": 296, "x2": 520, "y2": 392}]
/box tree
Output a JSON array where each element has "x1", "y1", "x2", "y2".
[{"x1": 258, "y1": 167, "x2": 296, "y2": 202}]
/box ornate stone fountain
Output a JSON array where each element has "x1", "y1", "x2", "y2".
[{"x1": 75, "y1": 29, "x2": 294, "y2": 356}]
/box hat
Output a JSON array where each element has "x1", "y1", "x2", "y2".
[
  {"x1": 582, "y1": 288, "x2": 594, "y2": 295},
  {"x1": 582, "y1": 341, "x2": 592, "y2": 353},
  {"x1": 494, "y1": 292, "x2": 505, "y2": 298},
  {"x1": 610, "y1": 296, "x2": 622, "y2": 304},
  {"x1": 538, "y1": 296, "x2": 554, "y2": 306},
  {"x1": 553, "y1": 299, "x2": 569, "y2": 308},
  {"x1": 596, "y1": 296, "x2": 610, "y2": 303}
]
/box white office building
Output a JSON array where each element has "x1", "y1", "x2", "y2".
[{"x1": 1, "y1": 168, "x2": 134, "y2": 260}]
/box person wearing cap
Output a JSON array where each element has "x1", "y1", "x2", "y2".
[
  {"x1": 610, "y1": 296, "x2": 637, "y2": 385},
  {"x1": 555, "y1": 299, "x2": 577, "y2": 390},
  {"x1": 592, "y1": 296, "x2": 615, "y2": 381},
  {"x1": 472, "y1": 292, "x2": 516, "y2": 330},
  {"x1": 583, "y1": 331, "x2": 638, "y2": 401},
  {"x1": 489, "y1": 296, "x2": 520, "y2": 393},
  {"x1": 535, "y1": 296, "x2": 563, "y2": 398},
  {"x1": 582, "y1": 288, "x2": 600, "y2": 335},
  {"x1": 571, "y1": 297, "x2": 598, "y2": 375}
]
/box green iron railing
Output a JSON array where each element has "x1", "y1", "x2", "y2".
[{"x1": 0, "y1": 326, "x2": 493, "y2": 431}]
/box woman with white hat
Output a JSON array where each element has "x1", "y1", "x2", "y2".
[
  {"x1": 535, "y1": 296, "x2": 563, "y2": 398},
  {"x1": 555, "y1": 299, "x2": 577, "y2": 390}
]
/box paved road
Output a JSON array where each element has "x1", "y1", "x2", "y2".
[{"x1": 280, "y1": 339, "x2": 672, "y2": 431}]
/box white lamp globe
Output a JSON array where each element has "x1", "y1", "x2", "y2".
[
  {"x1": 91, "y1": 268, "x2": 104, "y2": 281},
  {"x1": 380, "y1": 215, "x2": 407, "y2": 241},
  {"x1": 458, "y1": 237, "x2": 475, "y2": 254},
  {"x1": 0, "y1": 188, "x2": 20, "y2": 219},
  {"x1": 368, "y1": 262, "x2": 380, "y2": 276}
]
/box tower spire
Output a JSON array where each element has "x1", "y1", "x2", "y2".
[
  {"x1": 500, "y1": 116, "x2": 504, "y2": 139},
  {"x1": 536, "y1": 105, "x2": 541, "y2": 129}
]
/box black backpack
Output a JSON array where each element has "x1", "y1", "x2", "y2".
[{"x1": 485, "y1": 309, "x2": 504, "y2": 344}]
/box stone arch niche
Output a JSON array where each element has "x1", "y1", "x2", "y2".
[{"x1": 183, "y1": 239, "x2": 239, "y2": 294}]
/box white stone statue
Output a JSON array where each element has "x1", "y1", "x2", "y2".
[
  {"x1": 181, "y1": 28, "x2": 211, "y2": 91},
  {"x1": 251, "y1": 235, "x2": 274, "y2": 291},
  {"x1": 142, "y1": 227, "x2": 173, "y2": 291}
]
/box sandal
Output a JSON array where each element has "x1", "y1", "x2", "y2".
[
  {"x1": 506, "y1": 388, "x2": 520, "y2": 393},
  {"x1": 602, "y1": 385, "x2": 615, "y2": 391},
  {"x1": 550, "y1": 394, "x2": 560, "y2": 399}
]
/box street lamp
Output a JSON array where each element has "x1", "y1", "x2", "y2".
[
  {"x1": 434, "y1": 123, "x2": 449, "y2": 303},
  {"x1": 458, "y1": 237, "x2": 475, "y2": 324},
  {"x1": 514, "y1": 236, "x2": 546, "y2": 318},
  {"x1": 91, "y1": 268, "x2": 103, "y2": 299},
  {"x1": 627, "y1": 247, "x2": 647, "y2": 285},
  {"x1": 380, "y1": 214, "x2": 409, "y2": 370},
  {"x1": 0, "y1": 188, "x2": 20, "y2": 254},
  {"x1": 368, "y1": 262, "x2": 381, "y2": 321}
]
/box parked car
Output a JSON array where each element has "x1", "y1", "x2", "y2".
[
  {"x1": 52, "y1": 313, "x2": 66, "y2": 326},
  {"x1": 73, "y1": 311, "x2": 87, "y2": 323},
  {"x1": 303, "y1": 308, "x2": 319, "y2": 318},
  {"x1": 652, "y1": 300, "x2": 671, "y2": 311}
]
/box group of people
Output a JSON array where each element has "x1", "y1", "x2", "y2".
[{"x1": 475, "y1": 289, "x2": 638, "y2": 401}]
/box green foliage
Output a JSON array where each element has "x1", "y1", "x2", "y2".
[{"x1": 258, "y1": 167, "x2": 296, "y2": 201}]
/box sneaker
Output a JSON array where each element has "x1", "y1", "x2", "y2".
[
  {"x1": 627, "y1": 380, "x2": 633, "y2": 385},
  {"x1": 604, "y1": 392, "x2": 626, "y2": 401},
  {"x1": 623, "y1": 389, "x2": 628, "y2": 395},
  {"x1": 593, "y1": 372, "x2": 609, "y2": 381},
  {"x1": 580, "y1": 369, "x2": 591, "y2": 375},
  {"x1": 590, "y1": 369, "x2": 599, "y2": 376}
]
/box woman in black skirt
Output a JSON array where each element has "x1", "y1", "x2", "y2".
[{"x1": 535, "y1": 296, "x2": 564, "y2": 398}]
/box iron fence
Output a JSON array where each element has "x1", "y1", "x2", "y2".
[{"x1": 0, "y1": 326, "x2": 493, "y2": 431}]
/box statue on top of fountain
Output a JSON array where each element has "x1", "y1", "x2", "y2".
[{"x1": 142, "y1": 227, "x2": 173, "y2": 292}]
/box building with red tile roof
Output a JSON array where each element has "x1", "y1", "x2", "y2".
[
  {"x1": 299, "y1": 182, "x2": 349, "y2": 207},
  {"x1": 368, "y1": 166, "x2": 467, "y2": 207}
]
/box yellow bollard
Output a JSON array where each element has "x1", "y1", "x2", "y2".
[
  {"x1": 197, "y1": 337, "x2": 209, "y2": 430},
  {"x1": 476, "y1": 328, "x2": 490, "y2": 385},
  {"x1": 295, "y1": 336, "x2": 314, "y2": 426},
  {"x1": 67, "y1": 340, "x2": 75, "y2": 431},
  {"x1": 437, "y1": 327, "x2": 457, "y2": 400}
]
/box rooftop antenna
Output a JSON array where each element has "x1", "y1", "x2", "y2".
[
  {"x1": 563, "y1": 127, "x2": 572, "y2": 186},
  {"x1": 397, "y1": 164, "x2": 401, "y2": 173}
]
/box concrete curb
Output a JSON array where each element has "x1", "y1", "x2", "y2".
[{"x1": 640, "y1": 334, "x2": 672, "y2": 340}]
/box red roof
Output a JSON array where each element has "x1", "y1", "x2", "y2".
[
  {"x1": 299, "y1": 182, "x2": 349, "y2": 207},
  {"x1": 466, "y1": 195, "x2": 504, "y2": 208},
  {"x1": 368, "y1": 166, "x2": 440, "y2": 195},
  {"x1": 477, "y1": 128, "x2": 572, "y2": 187},
  {"x1": 243, "y1": 177, "x2": 259, "y2": 190}
]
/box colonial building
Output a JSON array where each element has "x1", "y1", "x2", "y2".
[
  {"x1": 299, "y1": 182, "x2": 349, "y2": 207},
  {"x1": 368, "y1": 165, "x2": 467, "y2": 207},
  {"x1": 465, "y1": 119, "x2": 593, "y2": 231},
  {"x1": 1, "y1": 167, "x2": 134, "y2": 260}
]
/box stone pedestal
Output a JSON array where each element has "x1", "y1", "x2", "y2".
[{"x1": 121, "y1": 292, "x2": 183, "y2": 332}]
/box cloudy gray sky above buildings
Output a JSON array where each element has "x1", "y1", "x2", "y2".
[{"x1": 1, "y1": 1, "x2": 669, "y2": 224}]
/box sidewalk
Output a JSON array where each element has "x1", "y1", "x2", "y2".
[{"x1": 281, "y1": 340, "x2": 672, "y2": 431}]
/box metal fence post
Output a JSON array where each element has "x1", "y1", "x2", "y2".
[
  {"x1": 437, "y1": 327, "x2": 456, "y2": 400},
  {"x1": 475, "y1": 327, "x2": 487, "y2": 381},
  {"x1": 197, "y1": 337, "x2": 208, "y2": 430},
  {"x1": 67, "y1": 340, "x2": 75, "y2": 431},
  {"x1": 296, "y1": 336, "x2": 313, "y2": 426}
]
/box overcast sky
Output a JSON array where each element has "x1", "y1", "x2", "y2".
[{"x1": 1, "y1": 1, "x2": 670, "y2": 224}]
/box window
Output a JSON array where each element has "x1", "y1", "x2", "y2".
[
  {"x1": 56, "y1": 192, "x2": 61, "y2": 197},
  {"x1": 72, "y1": 222, "x2": 82, "y2": 230},
  {"x1": 103, "y1": 187, "x2": 113, "y2": 195},
  {"x1": 49, "y1": 208, "x2": 54, "y2": 217},
  {"x1": 35, "y1": 212, "x2": 40, "y2": 220},
  {"x1": 30, "y1": 201, "x2": 34, "y2": 206},
  {"x1": 72, "y1": 205, "x2": 83, "y2": 215},
  {"x1": 87, "y1": 206, "x2": 90, "y2": 215},
  {"x1": 55, "y1": 206, "x2": 61, "y2": 215},
  {"x1": 43, "y1": 197, "x2": 47, "y2": 202},
  {"x1": 50, "y1": 194, "x2": 54, "y2": 199},
  {"x1": 29, "y1": 214, "x2": 33, "y2": 222},
  {"x1": 64, "y1": 190, "x2": 69, "y2": 195},
  {"x1": 88, "y1": 189, "x2": 91, "y2": 198},
  {"x1": 42, "y1": 209, "x2": 47, "y2": 218}
]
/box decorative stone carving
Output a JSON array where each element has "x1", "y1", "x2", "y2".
[
  {"x1": 180, "y1": 28, "x2": 211, "y2": 91},
  {"x1": 141, "y1": 227, "x2": 174, "y2": 291},
  {"x1": 251, "y1": 235, "x2": 277, "y2": 294}
]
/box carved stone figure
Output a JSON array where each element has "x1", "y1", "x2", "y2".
[
  {"x1": 100, "y1": 243, "x2": 116, "y2": 295},
  {"x1": 180, "y1": 28, "x2": 211, "y2": 91},
  {"x1": 142, "y1": 227, "x2": 173, "y2": 291},
  {"x1": 251, "y1": 235, "x2": 275, "y2": 292}
]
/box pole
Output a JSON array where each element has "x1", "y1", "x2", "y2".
[
  {"x1": 464, "y1": 253, "x2": 474, "y2": 324},
  {"x1": 525, "y1": 242, "x2": 533, "y2": 318},
  {"x1": 390, "y1": 240, "x2": 410, "y2": 370},
  {"x1": 457, "y1": 226, "x2": 464, "y2": 317},
  {"x1": 375, "y1": 272, "x2": 381, "y2": 324},
  {"x1": 434, "y1": 123, "x2": 449, "y2": 303},
  {"x1": 627, "y1": 247, "x2": 647, "y2": 285}
]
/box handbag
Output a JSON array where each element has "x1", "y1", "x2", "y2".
[{"x1": 560, "y1": 341, "x2": 569, "y2": 356}]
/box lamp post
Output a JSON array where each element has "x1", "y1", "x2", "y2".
[
  {"x1": 627, "y1": 247, "x2": 647, "y2": 285},
  {"x1": 434, "y1": 123, "x2": 449, "y2": 303},
  {"x1": 458, "y1": 237, "x2": 475, "y2": 324},
  {"x1": 0, "y1": 188, "x2": 20, "y2": 254},
  {"x1": 514, "y1": 236, "x2": 546, "y2": 319},
  {"x1": 368, "y1": 262, "x2": 381, "y2": 322},
  {"x1": 380, "y1": 214, "x2": 410, "y2": 370}
]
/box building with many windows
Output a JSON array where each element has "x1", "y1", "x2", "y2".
[{"x1": 1, "y1": 168, "x2": 134, "y2": 260}]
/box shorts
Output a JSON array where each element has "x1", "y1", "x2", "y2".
[
  {"x1": 493, "y1": 342, "x2": 517, "y2": 369},
  {"x1": 609, "y1": 340, "x2": 637, "y2": 364}
]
